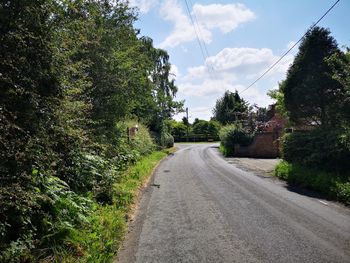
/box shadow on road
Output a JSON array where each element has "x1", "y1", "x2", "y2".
[{"x1": 285, "y1": 183, "x2": 333, "y2": 202}]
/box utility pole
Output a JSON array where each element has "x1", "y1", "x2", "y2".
[{"x1": 186, "y1": 107, "x2": 189, "y2": 142}]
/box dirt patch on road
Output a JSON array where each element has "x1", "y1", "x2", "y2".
[{"x1": 224, "y1": 157, "x2": 281, "y2": 178}]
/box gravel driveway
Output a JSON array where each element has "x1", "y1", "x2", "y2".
[{"x1": 223, "y1": 156, "x2": 281, "y2": 178}]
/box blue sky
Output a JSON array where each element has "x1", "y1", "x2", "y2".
[{"x1": 128, "y1": 0, "x2": 349, "y2": 121}]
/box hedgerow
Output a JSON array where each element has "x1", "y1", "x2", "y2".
[{"x1": 219, "y1": 124, "x2": 254, "y2": 156}]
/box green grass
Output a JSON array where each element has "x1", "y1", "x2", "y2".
[
  {"x1": 115, "y1": 150, "x2": 167, "y2": 210},
  {"x1": 50, "y1": 150, "x2": 168, "y2": 263},
  {"x1": 274, "y1": 161, "x2": 350, "y2": 205}
]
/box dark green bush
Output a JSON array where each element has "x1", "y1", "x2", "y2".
[
  {"x1": 274, "y1": 161, "x2": 350, "y2": 204},
  {"x1": 282, "y1": 129, "x2": 350, "y2": 172},
  {"x1": 128, "y1": 122, "x2": 156, "y2": 155},
  {"x1": 161, "y1": 132, "x2": 174, "y2": 148},
  {"x1": 0, "y1": 174, "x2": 91, "y2": 262},
  {"x1": 219, "y1": 124, "x2": 253, "y2": 156}
]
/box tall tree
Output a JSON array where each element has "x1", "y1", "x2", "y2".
[
  {"x1": 282, "y1": 26, "x2": 342, "y2": 127},
  {"x1": 0, "y1": 0, "x2": 62, "y2": 182},
  {"x1": 138, "y1": 37, "x2": 184, "y2": 133},
  {"x1": 327, "y1": 49, "x2": 350, "y2": 127},
  {"x1": 212, "y1": 90, "x2": 248, "y2": 125}
]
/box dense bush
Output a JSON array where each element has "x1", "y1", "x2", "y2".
[
  {"x1": 0, "y1": 0, "x2": 180, "y2": 261},
  {"x1": 274, "y1": 161, "x2": 350, "y2": 204},
  {"x1": 128, "y1": 122, "x2": 156, "y2": 155},
  {"x1": 282, "y1": 129, "x2": 350, "y2": 172},
  {"x1": 0, "y1": 175, "x2": 91, "y2": 263},
  {"x1": 219, "y1": 124, "x2": 253, "y2": 156},
  {"x1": 192, "y1": 120, "x2": 221, "y2": 139},
  {"x1": 161, "y1": 132, "x2": 174, "y2": 148}
]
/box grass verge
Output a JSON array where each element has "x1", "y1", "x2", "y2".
[
  {"x1": 51, "y1": 150, "x2": 168, "y2": 263},
  {"x1": 274, "y1": 161, "x2": 350, "y2": 205}
]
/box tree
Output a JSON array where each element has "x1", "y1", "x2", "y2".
[
  {"x1": 246, "y1": 105, "x2": 274, "y2": 133},
  {"x1": 212, "y1": 90, "x2": 248, "y2": 125},
  {"x1": 267, "y1": 86, "x2": 287, "y2": 118},
  {"x1": 282, "y1": 26, "x2": 342, "y2": 127},
  {"x1": 166, "y1": 120, "x2": 187, "y2": 138},
  {"x1": 192, "y1": 120, "x2": 221, "y2": 137},
  {"x1": 139, "y1": 37, "x2": 184, "y2": 133},
  {"x1": 192, "y1": 120, "x2": 208, "y2": 134},
  {"x1": 326, "y1": 48, "x2": 350, "y2": 127},
  {"x1": 0, "y1": 0, "x2": 65, "y2": 259}
]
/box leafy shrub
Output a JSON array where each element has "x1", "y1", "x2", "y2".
[
  {"x1": 161, "y1": 132, "x2": 174, "y2": 148},
  {"x1": 129, "y1": 123, "x2": 156, "y2": 155},
  {"x1": 80, "y1": 154, "x2": 119, "y2": 205},
  {"x1": 192, "y1": 120, "x2": 221, "y2": 139},
  {"x1": 0, "y1": 185, "x2": 37, "y2": 263},
  {"x1": 219, "y1": 124, "x2": 253, "y2": 156},
  {"x1": 0, "y1": 173, "x2": 91, "y2": 262},
  {"x1": 282, "y1": 128, "x2": 350, "y2": 172},
  {"x1": 274, "y1": 161, "x2": 350, "y2": 204}
]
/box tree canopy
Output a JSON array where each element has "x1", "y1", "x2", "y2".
[
  {"x1": 0, "y1": 0, "x2": 182, "y2": 261},
  {"x1": 282, "y1": 26, "x2": 343, "y2": 127},
  {"x1": 212, "y1": 90, "x2": 248, "y2": 125}
]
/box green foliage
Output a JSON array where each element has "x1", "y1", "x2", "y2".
[
  {"x1": 0, "y1": 175, "x2": 91, "y2": 262},
  {"x1": 166, "y1": 120, "x2": 188, "y2": 138},
  {"x1": 128, "y1": 122, "x2": 156, "y2": 156},
  {"x1": 274, "y1": 161, "x2": 350, "y2": 205},
  {"x1": 282, "y1": 129, "x2": 350, "y2": 172},
  {"x1": 192, "y1": 120, "x2": 221, "y2": 138},
  {"x1": 282, "y1": 26, "x2": 343, "y2": 127},
  {"x1": 137, "y1": 37, "x2": 184, "y2": 133},
  {"x1": 161, "y1": 132, "x2": 175, "y2": 148},
  {"x1": 59, "y1": 151, "x2": 167, "y2": 263},
  {"x1": 0, "y1": 0, "x2": 180, "y2": 261},
  {"x1": 213, "y1": 90, "x2": 248, "y2": 125},
  {"x1": 267, "y1": 88, "x2": 288, "y2": 118},
  {"x1": 219, "y1": 124, "x2": 254, "y2": 156},
  {"x1": 272, "y1": 28, "x2": 350, "y2": 204},
  {"x1": 326, "y1": 49, "x2": 350, "y2": 127},
  {"x1": 168, "y1": 119, "x2": 221, "y2": 142}
]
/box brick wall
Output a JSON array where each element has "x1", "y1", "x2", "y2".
[{"x1": 234, "y1": 132, "x2": 279, "y2": 158}]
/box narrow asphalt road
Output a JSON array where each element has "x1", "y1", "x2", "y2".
[{"x1": 117, "y1": 143, "x2": 350, "y2": 263}]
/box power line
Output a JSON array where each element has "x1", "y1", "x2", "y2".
[
  {"x1": 188, "y1": 0, "x2": 211, "y2": 59},
  {"x1": 239, "y1": 0, "x2": 341, "y2": 95},
  {"x1": 184, "y1": 0, "x2": 216, "y2": 76},
  {"x1": 184, "y1": 0, "x2": 207, "y2": 63},
  {"x1": 188, "y1": 0, "x2": 217, "y2": 74}
]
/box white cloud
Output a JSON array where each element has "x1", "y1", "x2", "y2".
[
  {"x1": 175, "y1": 47, "x2": 295, "y2": 120},
  {"x1": 158, "y1": 0, "x2": 211, "y2": 48},
  {"x1": 178, "y1": 79, "x2": 241, "y2": 97},
  {"x1": 184, "y1": 47, "x2": 293, "y2": 81},
  {"x1": 173, "y1": 106, "x2": 214, "y2": 122},
  {"x1": 189, "y1": 107, "x2": 213, "y2": 121},
  {"x1": 128, "y1": 0, "x2": 158, "y2": 14},
  {"x1": 158, "y1": 1, "x2": 255, "y2": 48},
  {"x1": 170, "y1": 64, "x2": 180, "y2": 80},
  {"x1": 193, "y1": 3, "x2": 255, "y2": 33}
]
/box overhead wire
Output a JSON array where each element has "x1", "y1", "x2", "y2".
[
  {"x1": 188, "y1": 0, "x2": 211, "y2": 59},
  {"x1": 239, "y1": 0, "x2": 341, "y2": 94},
  {"x1": 184, "y1": 0, "x2": 216, "y2": 76},
  {"x1": 184, "y1": 0, "x2": 207, "y2": 63},
  {"x1": 188, "y1": 0, "x2": 216, "y2": 74}
]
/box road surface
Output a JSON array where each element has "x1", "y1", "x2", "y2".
[{"x1": 117, "y1": 143, "x2": 350, "y2": 263}]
